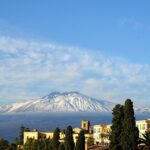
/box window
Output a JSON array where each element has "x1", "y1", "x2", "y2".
[
  {"x1": 83, "y1": 123, "x2": 86, "y2": 128},
  {"x1": 97, "y1": 128, "x2": 100, "y2": 133},
  {"x1": 148, "y1": 124, "x2": 150, "y2": 129}
]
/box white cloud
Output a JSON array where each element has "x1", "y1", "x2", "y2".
[{"x1": 0, "y1": 36, "x2": 150, "y2": 106}]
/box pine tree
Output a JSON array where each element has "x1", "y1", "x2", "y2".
[
  {"x1": 52, "y1": 127, "x2": 60, "y2": 150},
  {"x1": 109, "y1": 104, "x2": 124, "y2": 150},
  {"x1": 64, "y1": 125, "x2": 74, "y2": 150},
  {"x1": 75, "y1": 130, "x2": 85, "y2": 150},
  {"x1": 121, "y1": 99, "x2": 139, "y2": 150}
]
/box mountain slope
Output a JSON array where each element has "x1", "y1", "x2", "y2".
[
  {"x1": 134, "y1": 107, "x2": 150, "y2": 113},
  {"x1": 0, "y1": 92, "x2": 115, "y2": 113}
]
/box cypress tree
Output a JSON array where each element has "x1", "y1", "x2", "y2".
[
  {"x1": 52, "y1": 127, "x2": 60, "y2": 150},
  {"x1": 58, "y1": 143, "x2": 65, "y2": 150},
  {"x1": 64, "y1": 125, "x2": 74, "y2": 150},
  {"x1": 75, "y1": 130, "x2": 85, "y2": 150},
  {"x1": 37, "y1": 139, "x2": 48, "y2": 150},
  {"x1": 23, "y1": 138, "x2": 33, "y2": 150},
  {"x1": 87, "y1": 137, "x2": 94, "y2": 147},
  {"x1": 19, "y1": 126, "x2": 25, "y2": 145},
  {"x1": 19, "y1": 126, "x2": 30, "y2": 145},
  {"x1": 48, "y1": 140, "x2": 53, "y2": 150},
  {"x1": 33, "y1": 139, "x2": 38, "y2": 150},
  {"x1": 37, "y1": 139, "x2": 43, "y2": 150},
  {"x1": 13, "y1": 137, "x2": 19, "y2": 145},
  {"x1": 121, "y1": 99, "x2": 139, "y2": 150},
  {"x1": 42, "y1": 139, "x2": 48, "y2": 150},
  {"x1": 109, "y1": 104, "x2": 124, "y2": 150}
]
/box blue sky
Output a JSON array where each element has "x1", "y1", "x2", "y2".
[{"x1": 0, "y1": 1, "x2": 150, "y2": 107}]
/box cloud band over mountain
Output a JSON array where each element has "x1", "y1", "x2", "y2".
[{"x1": 0, "y1": 36, "x2": 150, "y2": 106}]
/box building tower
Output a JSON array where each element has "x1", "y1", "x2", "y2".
[{"x1": 81, "y1": 120, "x2": 90, "y2": 132}]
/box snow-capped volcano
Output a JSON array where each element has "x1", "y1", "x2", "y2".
[{"x1": 0, "y1": 91, "x2": 115, "y2": 113}]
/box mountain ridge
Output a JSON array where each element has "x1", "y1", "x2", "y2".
[
  {"x1": 0, "y1": 91, "x2": 149, "y2": 114},
  {"x1": 0, "y1": 91, "x2": 115, "y2": 113}
]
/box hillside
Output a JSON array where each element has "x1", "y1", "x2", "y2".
[{"x1": 0, "y1": 92, "x2": 115, "y2": 113}]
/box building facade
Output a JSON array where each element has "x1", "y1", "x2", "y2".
[
  {"x1": 23, "y1": 120, "x2": 93, "y2": 150},
  {"x1": 23, "y1": 118, "x2": 150, "y2": 149},
  {"x1": 93, "y1": 124, "x2": 111, "y2": 145},
  {"x1": 24, "y1": 130, "x2": 92, "y2": 150},
  {"x1": 136, "y1": 118, "x2": 150, "y2": 138},
  {"x1": 81, "y1": 120, "x2": 90, "y2": 131}
]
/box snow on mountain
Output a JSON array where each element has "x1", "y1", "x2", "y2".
[
  {"x1": 0, "y1": 91, "x2": 115, "y2": 113},
  {"x1": 134, "y1": 107, "x2": 150, "y2": 113}
]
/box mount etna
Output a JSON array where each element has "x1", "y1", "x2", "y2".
[
  {"x1": 0, "y1": 91, "x2": 149, "y2": 114},
  {"x1": 0, "y1": 91, "x2": 115, "y2": 113}
]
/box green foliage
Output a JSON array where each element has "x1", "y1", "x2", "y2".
[
  {"x1": 52, "y1": 127, "x2": 60, "y2": 150},
  {"x1": 0, "y1": 138, "x2": 18, "y2": 150},
  {"x1": 87, "y1": 137, "x2": 94, "y2": 147},
  {"x1": 19, "y1": 126, "x2": 30, "y2": 145},
  {"x1": 13, "y1": 137, "x2": 19, "y2": 145},
  {"x1": 75, "y1": 130, "x2": 85, "y2": 150},
  {"x1": 23, "y1": 138, "x2": 53, "y2": 150},
  {"x1": 109, "y1": 104, "x2": 124, "y2": 150},
  {"x1": 109, "y1": 99, "x2": 139, "y2": 150},
  {"x1": 139, "y1": 131, "x2": 150, "y2": 149},
  {"x1": 121, "y1": 99, "x2": 139, "y2": 150},
  {"x1": 64, "y1": 125, "x2": 74, "y2": 150},
  {"x1": 9, "y1": 143, "x2": 17, "y2": 150},
  {"x1": 0, "y1": 138, "x2": 10, "y2": 150},
  {"x1": 58, "y1": 143, "x2": 65, "y2": 150},
  {"x1": 23, "y1": 138, "x2": 34, "y2": 150}
]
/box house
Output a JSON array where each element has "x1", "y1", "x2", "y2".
[
  {"x1": 93, "y1": 124, "x2": 111, "y2": 145},
  {"x1": 23, "y1": 120, "x2": 93, "y2": 150},
  {"x1": 23, "y1": 118, "x2": 150, "y2": 150},
  {"x1": 136, "y1": 118, "x2": 150, "y2": 138}
]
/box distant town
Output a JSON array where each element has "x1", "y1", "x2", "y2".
[
  {"x1": 20, "y1": 117, "x2": 150, "y2": 150},
  {"x1": 0, "y1": 99, "x2": 149, "y2": 150}
]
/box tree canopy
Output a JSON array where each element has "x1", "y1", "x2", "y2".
[
  {"x1": 75, "y1": 130, "x2": 85, "y2": 150},
  {"x1": 64, "y1": 125, "x2": 74, "y2": 150},
  {"x1": 109, "y1": 99, "x2": 139, "y2": 150},
  {"x1": 109, "y1": 104, "x2": 124, "y2": 150}
]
